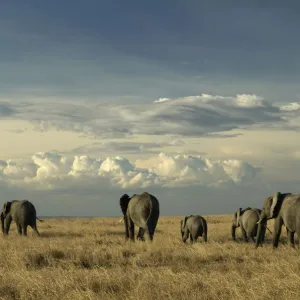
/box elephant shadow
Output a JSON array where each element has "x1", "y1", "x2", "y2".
[
  {"x1": 106, "y1": 231, "x2": 125, "y2": 236},
  {"x1": 40, "y1": 231, "x2": 83, "y2": 238}
]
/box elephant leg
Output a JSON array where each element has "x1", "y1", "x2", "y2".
[
  {"x1": 17, "y1": 224, "x2": 22, "y2": 235},
  {"x1": 241, "y1": 227, "x2": 248, "y2": 242},
  {"x1": 22, "y1": 225, "x2": 28, "y2": 236},
  {"x1": 260, "y1": 223, "x2": 267, "y2": 244},
  {"x1": 137, "y1": 228, "x2": 145, "y2": 241},
  {"x1": 182, "y1": 229, "x2": 189, "y2": 243},
  {"x1": 249, "y1": 232, "x2": 256, "y2": 243},
  {"x1": 128, "y1": 218, "x2": 135, "y2": 242},
  {"x1": 287, "y1": 229, "x2": 295, "y2": 248},
  {"x1": 4, "y1": 217, "x2": 12, "y2": 235},
  {"x1": 146, "y1": 217, "x2": 158, "y2": 242},
  {"x1": 272, "y1": 217, "x2": 283, "y2": 248},
  {"x1": 146, "y1": 227, "x2": 153, "y2": 242},
  {"x1": 189, "y1": 234, "x2": 194, "y2": 243},
  {"x1": 203, "y1": 231, "x2": 208, "y2": 242},
  {"x1": 123, "y1": 216, "x2": 130, "y2": 240}
]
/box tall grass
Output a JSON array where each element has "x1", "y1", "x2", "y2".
[{"x1": 0, "y1": 215, "x2": 298, "y2": 300}]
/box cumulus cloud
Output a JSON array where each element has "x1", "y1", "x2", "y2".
[
  {"x1": 0, "y1": 151, "x2": 261, "y2": 191},
  {"x1": 280, "y1": 102, "x2": 300, "y2": 111},
  {"x1": 276, "y1": 101, "x2": 300, "y2": 130},
  {"x1": 7, "y1": 93, "x2": 293, "y2": 138}
]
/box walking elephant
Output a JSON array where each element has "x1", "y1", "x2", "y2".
[
  {"x1": 181, "y1": 215, "x2": 207, "y2": 243},
  {"x1": 0, "y1": 200, "x2": 42, "y2": 236},
  {"x1": 232, "y1": 207, "x2": 266, "y2": 243},
  {"x1": 119, "y1": 192, "x2": 160, "y2": 242},
  {"x1": 256, "y1": 192, "x2": 300, "y2": 248}
]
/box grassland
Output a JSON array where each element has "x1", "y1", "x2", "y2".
[{"x1": 0, "y1": 215, "x2": 299, "y2": 300}]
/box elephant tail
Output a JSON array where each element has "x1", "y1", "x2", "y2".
[
  {"x1": 145, "y1": 197, "x2": 153, "y2": 225},
  {"x1": 36, "y1": 217, "x2": 44, "y2": 223}
]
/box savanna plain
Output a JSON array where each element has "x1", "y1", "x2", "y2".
[{"x1": 0, "y1": 215, "x2": 299, "y2": 300}]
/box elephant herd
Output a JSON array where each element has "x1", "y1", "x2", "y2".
[
  {"x1": 118, "y1": 191, "x2": 300, "y2": 249},
  {"x1": 1, "y1": 191, "x2": 300, "y2": 249}
]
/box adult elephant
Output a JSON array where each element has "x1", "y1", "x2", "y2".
[
  {"x1": 119, "y1": 192, "x2": 160, "y2": 242},
  {"x1": 256, "y1": 192, "x2": 300, "y2": 248},
  {"x1": 181, "y1": 215, "x2": 207, "y2": 243},
  {"x1": 232, "y1": 207, "x2": 266, "y2": 243},
  {"x1": 0, "y1": 200, "x2": 42, "y2": 236}
]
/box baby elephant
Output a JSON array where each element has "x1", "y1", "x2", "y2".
[
  {"x1": 231, "y1": 207, "x2": 266, "y2": 243},
  {"x1": 181, "y1": 215, "x2": 208, "y2": 243}
]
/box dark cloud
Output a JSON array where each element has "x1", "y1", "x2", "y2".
[{"x1": 6, "y1": 94, "x2": 299, "y2": 138}]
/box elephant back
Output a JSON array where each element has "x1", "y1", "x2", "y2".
[
  {"x1": 241, "y1": 209, "x2": 259, "y2": 228},
  {"x1": 186, "y1": 215, "x2": 204, "y2": 228},
  {"x1": 127, "y1": 192, "x2": 159, "y2": 227}
]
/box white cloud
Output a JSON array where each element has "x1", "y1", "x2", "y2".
[
  {"x1": 0, "y1": 151, "x2": 261, "y2": 191},
  {"x1": 68, "y1": 155, "x2": 102, "y2": 177},
  {"x1": 234, "y1": 94, "x2": 264, "y2": 108},
  {"x1": 279, "y1": 102, "x2": 300, "y2": 111}
]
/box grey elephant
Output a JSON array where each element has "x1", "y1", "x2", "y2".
[
  {"x1": 0, "y1": 200, "x2": 42, "y2": 236},
  {"x1": 232, "y1": 207, "x2": 267, "y2": 243},
  {"x1": 180, "y1": 215, "x2": 208, "y2": 243},
  {"x1": 119, "y1": 192, "x2": 160, "y2": 242},
  {"x1": 256, "y1": 192, "x2": 300, "y2": 248}
]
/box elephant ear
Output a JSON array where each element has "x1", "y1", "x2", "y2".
[
  {"x1": 119, "y1": 194, "x2": 130, "y2": 216},
  {"x1": 269, "y1": 192, "x2": 282, "y2": 218},
  {"x1": 182, "y1": 216, "x2": 188, "y2": 231},
  {"x1": 2, "y1": 201, "x2": 11, "y2": 216},
  {"x1": 236, "y1": 208, "x2": 242, "y2": 226}
]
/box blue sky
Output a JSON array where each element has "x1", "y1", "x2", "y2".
[
  {"x1": 1, "y1": 2, "x2": 300, "y2": 217},
  {"x1": 1, "y1": 1, "x2": 300, "y2": 103}
]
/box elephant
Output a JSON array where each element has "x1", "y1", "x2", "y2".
[
  {"x1": 119, "y1": 192, "x2": 160, "y2": 242},
  {"x1": 180, "y1": 215, "x2": 207, "y2": 243},
  {"x1": 256, "y1": 192, "x2": 300, "y2": 248},
  {"x1": 231, "y1": 207, "x2": 267, "y2": 243},
  {"x1": 0, "y1": 200, "x2": 42, "y2": 236}
]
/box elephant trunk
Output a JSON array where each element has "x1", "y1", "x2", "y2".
[
  {"x1": 255, "y1": 212, "x2": 267, "y2": 248},
  {"x1": 231, "y1": 224, "x2": 236, "y2": 241}
]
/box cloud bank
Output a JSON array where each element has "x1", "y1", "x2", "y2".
[
  {"x1": 0, "y1": 152, "x2": 261, "y2": 191},
  {"x1": 3, "y1": 93, "x2": 300, "y2": 140}
]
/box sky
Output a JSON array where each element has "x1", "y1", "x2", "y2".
[{"x1": 0, "y1": 1, "x2": 300, "y2": 217}]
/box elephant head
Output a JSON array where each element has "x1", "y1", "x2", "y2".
[
  {"x1": 255, "y1": 192, "x2": 286, "y2": 247},
  {"x1": 1, "y1": 201, "x2": 11, "y2": 220},
  {"x1": 120, "y1": 194, "x2": 130, "y2": 216},
  {"x1": 119, "y1": 194, "x2": 133, "y2": 240},
  {"x1": 231, "y1": 208, "x2": 242, "y2": 240}
]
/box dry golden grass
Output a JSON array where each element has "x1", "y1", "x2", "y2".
[{"x1": 0, "y1": 215, "x2": 299, "y2": 300}]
